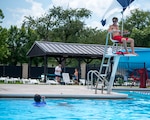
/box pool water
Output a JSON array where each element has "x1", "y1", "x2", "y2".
[{"x1": 0, "y1": 91, "x2": 150, "y2": 120}]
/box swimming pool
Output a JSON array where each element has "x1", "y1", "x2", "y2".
[{"x1": 0, "y1": 91, "x2": 150, "y2": 120}]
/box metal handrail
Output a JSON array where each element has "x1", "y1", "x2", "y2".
[{"x1": 87, "y1": 70, "x2": 106, "y2": 89}]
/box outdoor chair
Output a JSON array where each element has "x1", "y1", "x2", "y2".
[
  {"x1": 0, "y1": 77, "x2": 7, "y2": 83},
  {"x1": 62, "y1": 73, "x2": 74, "y2": 85},
  {"x1": 79, "y1": 79, "x2": 86, "y2": 85},
  {"x1": 29, "y1": 78, "x2": 40, "y2": 84},
  {"x1": 46, "y1": 80, "x2": 59, "y2": 85},
  {"x1": 21, "y1": 78, "x2": 30, "y2": 84},
  {"x1": 109, "y1": 32, "x2": 122, "y2": 52}
]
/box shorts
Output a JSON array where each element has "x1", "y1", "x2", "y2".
[
  {"x1": 113, "y1": 36, "x2": 128, "y2": 43},
  {"x1": 55, "y1": 74, "x2": 61, "y2": 77}
]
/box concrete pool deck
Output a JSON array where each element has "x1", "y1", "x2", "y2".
[{"x1": 0, "y1": 84, "x2": 150, "y2": 99}]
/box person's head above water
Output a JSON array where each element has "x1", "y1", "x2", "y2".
[{"x1": 34, "y1": 94, "x2": 41, "y2": 102}]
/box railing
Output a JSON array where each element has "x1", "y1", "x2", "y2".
[{"x1": 87, "y1": 70, "x2": 108, "y2": 93}]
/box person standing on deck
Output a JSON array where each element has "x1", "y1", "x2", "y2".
[{"x1": 54, "y1": 64, "x2": 62, "y2": 83}]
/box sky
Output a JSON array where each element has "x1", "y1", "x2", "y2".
[{"x1": 0, "y1": 0, "x2": 150, "y2": 30}]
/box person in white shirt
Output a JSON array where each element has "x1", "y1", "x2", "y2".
[{"x1": 54, "y1": 64, "x2": 62, "y2": 83}]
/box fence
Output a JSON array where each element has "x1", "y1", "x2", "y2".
[
  {"x1": 0, "y1": 65, "x2": 22, "y2": 78},
  {"x1": 0, "y1": 65, "x2": 75, "y2": 79},
  {"x1": 0, "y1": 62, "x2": 149, "y2": 80},
  {"x1": 86, "y1": 62, "x2": 149, "y2": 79}
]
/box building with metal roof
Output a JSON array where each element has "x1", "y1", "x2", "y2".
[
  {"x1": 27, "y1": 41, "x2": 106, "y2": 59},
  {"x1": 26, "y1": 41, "x2": 150, "y2": 82},
  {"x1": 27, "y1": 41, "x2": 106, "y2": 81}
]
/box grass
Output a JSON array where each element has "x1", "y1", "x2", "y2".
[{"x1": 0, "y1": 80, "x2": 23, "y2": 84}]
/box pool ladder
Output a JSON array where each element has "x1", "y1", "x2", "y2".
[{"x1": 87, "y1": 55, "x2": 111, "y2": 94}]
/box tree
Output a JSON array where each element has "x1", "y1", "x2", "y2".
[
  {"x1": 24, "y1": 6, "x2": 92, "y2": 43},
  {"x1": 0, "y1": 9, "x2": 10, "y2": 63},
  {"x1": 49, "y1": 7, "x2": 91, "y2": 43},
  {"x1": 124, "y1": 9, "x2": 150, "y2": 30},
  {"x1": 131, "y1": 26, "x2": 150, "y2": 47},
  {"x1": 0, "y1": 9, "x2": 4, "y2": 23},
  {"x1": 23, "y1": 15, "x2": 53, "y2": 40},
  {"x1": 78, "y1": 28, "x2": 107, "y2": 44},
  {"x1": 123, "y1": 9, "x2": 150, "y2": 47},
  {"x1": 0, "y1": 28, "x2": 10, "y2": 63},
  {"x1": 5, "y1": 25, "x2": 39, "y2": 65}
]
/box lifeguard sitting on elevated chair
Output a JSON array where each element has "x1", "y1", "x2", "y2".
[{"x1": 108, "y1": 17, "x2": 137, "y2": 55}]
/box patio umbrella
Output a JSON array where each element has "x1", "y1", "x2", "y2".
[{"x1": 101, "y1": 0, "x2": 135, "y2": 34}]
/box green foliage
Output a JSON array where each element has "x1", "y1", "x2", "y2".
[
  {"x1": 4, "y1": 26, "x2": 38, "y2": 65},
  {"x1": 124, "y1": 9, "x2": 150, "y2": 30},
  {"x1": 77, "y1": 28, "x2": 107, "y2": 44},
  {"x1": 49, "y1": 7, "x2": 92, "y2": 43},
  {"x1": 24, "y1": 6, "x2": 92, "y2": 43},
  {"x1": 23, "y1": 6, "x2": 107, "y2": 47},
  {"x1": 0, "y1": 10, "x2": 9, "y2": 62},
  {"x1": 1, "y1": 7, "x2": 150, "y2": 66},
  {"x1": 0, "y1": 27, "x2": 10, "y2": 62},
  {"x1": 0, "y1": 9, "x2": 4, "y2": 23},
  {"x1": 131, "y1": 27, "x2": 150, "y2": 47},
  {"x1": 123, "y1": 9, "x2": 150, "y2": 47}
]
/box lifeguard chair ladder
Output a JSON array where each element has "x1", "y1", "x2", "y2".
[{"x1": 95, "y1": 32, "x2": 121, "y2": 94}]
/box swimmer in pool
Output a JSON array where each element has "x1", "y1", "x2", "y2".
[{"x1": 33, "y1": 94, "x2": 46, "y2": 107}]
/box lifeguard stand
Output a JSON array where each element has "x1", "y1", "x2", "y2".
[{"x1": 87, "y1": 32, "x2": 137, "y2": 94}]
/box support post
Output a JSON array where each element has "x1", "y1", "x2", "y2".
[
  {"x1": 28, "y1": 57, "x2": 32, "y2": 79},
  {"x1": 44, "y1": 56, "x2": 48, "y2": 83},
  {"x1": 107, "y1": 56, "x2": 120, "y2": 94},
  {"x1": 78, "y1": 58, "x2": 81, "y2": 79}
]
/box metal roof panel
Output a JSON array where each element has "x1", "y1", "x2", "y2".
[{"x1": 27, "y1": 41, "x2": 105, "y2": 58}]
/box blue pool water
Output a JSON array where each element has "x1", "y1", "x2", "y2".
[{"x1": 0, "y1": 91, "x2": 150, "y2": 120}]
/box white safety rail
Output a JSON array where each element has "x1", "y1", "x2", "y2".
[
  {"x1": 87, "y1": 70, "x2": 103, "y2": 89},
  {"x1": 87, "y1": 70, "x2": 106, "y2": 93}
]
